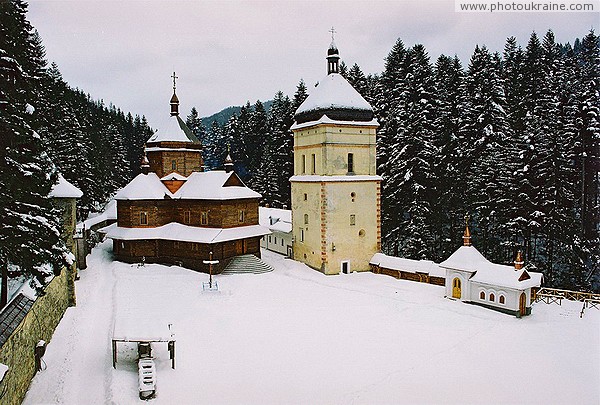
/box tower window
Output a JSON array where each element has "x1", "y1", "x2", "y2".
[
  {"x1": 304, "y1": 214, "x2": 309, "y2": 225},
  {"x1": 302, "y1": 155, "x2": 306, "y2": 174},
  {"x1": 350, "y1": 214, "x2": 356, "y2": 226},
  {"x1": 140, "y1": 212, "x2": 148, "y2": 225},
  {"x1": 171, "y1": 160, "x2": 177, "y2": 171},
  {"x1": 348, "y1": 153, "x2": 354, "y2": 173},
  {"x1": 300, "y1": 228, "x2": 305, "y2": 242},
  {"x1": 201, "y1": 211, "x2": 208, "y2": 225},
  {"x1": 184, "y1": 210, "x2": 191, "y2": 224},
  {"x1": 311, "y1": 154, "x2": 316, "y2": 174},
  {"x1": 304, "y1": 193, "x2": 307, "y2": 201}
]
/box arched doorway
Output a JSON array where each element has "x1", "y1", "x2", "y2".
[
  {"x1": 519, "y1": 292, "x2": 527, "y2": 316},
  {"x1": 452, "y1": 278, "x2": 461, "y2": 299}
]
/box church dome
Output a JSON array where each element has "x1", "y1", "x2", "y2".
[{"x1": 294, "y1": 73, "x2": 374, "y2": 124}]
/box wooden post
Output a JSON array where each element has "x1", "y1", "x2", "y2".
[{"x1": 112, "y1": 340, "x2": 117, "y2": 368}]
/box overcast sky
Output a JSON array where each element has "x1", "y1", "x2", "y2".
[{"x1": 27, "y1": 0, "x2": 598, "y2": 129}]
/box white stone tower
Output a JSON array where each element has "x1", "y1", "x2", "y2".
[{"x1": 290, "y1": 37, "x2": 381, "y2": 275}]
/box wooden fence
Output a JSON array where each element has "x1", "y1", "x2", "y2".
[{"x1": 533, "y1": 287, "x2": 600, "y2": 318}]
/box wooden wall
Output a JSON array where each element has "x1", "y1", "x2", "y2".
[
  {"x1": 371, "y1": 265, "x2": 445, "y2": 286},
  {"x1": 117, "y1": 199, "x2": 259, "y2": 229}
]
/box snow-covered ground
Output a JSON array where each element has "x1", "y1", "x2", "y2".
[{"x1": 24, "y1": 241, "x2": 599, "y2": 405}]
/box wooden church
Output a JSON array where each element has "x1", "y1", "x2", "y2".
[{"x1": 102, "y1": 75, "x2": 270, "y2": 273}]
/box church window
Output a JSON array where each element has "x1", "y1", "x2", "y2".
[
  {"x1": 281, "y1": 238, "x2": 284, "y2": 246},
  {"x1": 238, "y1": 210, "x2": 245, "y2": 223},
  {"x1": 269, "y1": 236, "x2": 272, "y2": 243},
  {"x1": 480, "y1": 291, "x2": 485, "y2": 300},
  {"x1": 174, "y1": 241, "x2": 179, "y2": 249},
  {"x1": 490, "y1": 293, "x2": 495, "y2": 302},
  {"x1": 140, "y1": 211, "x2": 148, "y2": 225},
  {"x1": 302, "y1": 155, "x2": 306, "y2": 174},
  {"x1": 274, "y1": 236, "x2": 277, "y2": 244},
  {"x1": 184, "y1": 210, "x2": 191, "y2": 224},
  {"x1": 499, "y1": 295, "x2": 505, "y2": 304},
  {"x1": 350, "y1": 214, "x2": 356, "y2": 226},
  {"x1": 311, "y1": 154, "x2": 316, "y2": 174},
  {"x1": 171, "y1": 160, "x2": 177, "y2": 171},
  {"x1": 304, "y1": 214, "x2": 309, "y2": 225},
  {"x1": 304, "y1": 193, "x2": 307, "y2": 201},
  {"x1": 201, "y1": 211, "x2": 208, "y2": 225},
  {"x1": 351, "y1": 192, "x2": 356, "y2": 202},
  {"x1": 348, "y1": 153, "x2": 354, "y2": 173}
]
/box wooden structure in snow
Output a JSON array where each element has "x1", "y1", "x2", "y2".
[
  {"x1": 369, "y1": 253, "x2": 445, "y2": 286},
  {"x1": 111, "y1": 321, "x2": 176, "y2": 369},
  {"x1": 101, "y1": 75, "x2": 270, "y2": 273}
]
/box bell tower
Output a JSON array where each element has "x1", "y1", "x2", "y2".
[{"x1": 290, "y1": 35, "x2": 381, "y2": 275}]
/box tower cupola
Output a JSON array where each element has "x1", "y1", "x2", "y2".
[
  {"x1": 170, "y1": 71, "x2": 179, "y2": 116},
  {"x1": 463, "y1": 215, "x2": 472, "y2": 247},
  {"x1": 326, "y1": 27, "x2": 339, "y2": 75}
]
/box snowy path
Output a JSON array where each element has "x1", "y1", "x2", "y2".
[
  {"x1": 23, "y1": 242, "x2": 600, "y2": 405},
  {"x1": 23, "y1": 244, "x2": 117, "y2": 405}
]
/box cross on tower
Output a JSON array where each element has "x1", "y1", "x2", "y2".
[
  {"x1": 171, "y1": 71, "x2": 178, "y2": 90},
  {"x1": 329, "y1": 26, "x2": 336, "y2": 41}
]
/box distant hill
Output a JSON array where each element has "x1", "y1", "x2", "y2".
[{"x1": 202, "y1": 99, "x2": 274, "y2": 127}]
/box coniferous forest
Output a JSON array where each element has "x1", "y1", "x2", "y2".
[{"x1": 1, "y1": 0, "x2": 598, "y2": 295}]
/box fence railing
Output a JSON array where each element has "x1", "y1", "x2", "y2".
[{"x1": 533, "y1": 287, "x2": 600, "y2": 318}]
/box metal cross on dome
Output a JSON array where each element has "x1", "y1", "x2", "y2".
[
  {"x1": 329, "y1": 26, "x2": 336, "y2": 41},
  {"x1": 171, "y1": 71, "x2": 178, "y2": 90}
]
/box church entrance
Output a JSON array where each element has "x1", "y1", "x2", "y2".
[
  {"x1": 519, "y1": 292, "x2": 527, "y2": 316},
  {"x1": 235, "y1": 240, "x2": 248, "y2": 255},
  {"x1": 452, "y1": 278, "x2": 461, "y2": 299}
]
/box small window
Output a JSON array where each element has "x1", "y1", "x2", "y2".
[
  {"x1": 304, "y1": 193, "x2": 307, "y2": 201},
  {"x1": 171, "y1": 160, "x2": 177, "y2": 171},
  {"x1": 480, "y1": 291, "x2": 485, "y2": 300},
  {"x1": 348, "y1": 153, "x2": 354, "y2": 173},
  {"x1": 140, "y1": 211, "x2": 148, "y2": 225},
  {"x1": 274, "y1": 236, "x2": 277, "y2": 244},
  {"x1": 174, "y1": 241, "x2": 179, "y2": 249},
  {"x1": 201, "y1": 211, "x2": 208, "y2": 225},
  {"x1": 304, "y1": 214, "x2": 309, "y2": 225},
  {"x1": 238, "y1": 210, "x2": 245, "y2": 223},
  {"x1": 281, "y1": 239, "x2": 284, "y2": 246},
  {"x1": 350, "y1": 214, "x2": 356, "y2": 226},
  {"x1": 184, "y1": 211, "x2": 191, "y2": 224},
  {"x1": 300, "y1": 228, "x2": 305, "y2": 242},
  {"x1": 311, "y1": 154, "x2": 316, "y2": 174},
  {"x1": 269, "y1": 235, "x2": 272, "y2": 243},
  {"x1": 499, "y1": 295, "x2": 505, "y2": 304},
  {"x1": 302, "y1": 155, "x2": 306, "y2": 174},
  {"x1": 490, "y1": 293, "x2": 495, "y2": 302}
]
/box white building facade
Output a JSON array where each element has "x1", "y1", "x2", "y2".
[
  {"x1": 259, "y1": 207, "x2": 292, "y2": 256},
  {"x1": 441, "y1": 226, "x2": 543, "y2": 317}
]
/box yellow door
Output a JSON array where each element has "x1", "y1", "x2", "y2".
[
  {"x1": 452, "y1": 278, "x2": 461, "y2": 299},
  {"x1": 519, "y1": 292, "x2": 527, "y2": 316}
]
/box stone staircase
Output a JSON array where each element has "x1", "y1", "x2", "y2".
[{"x1": 221, "y1": 254, "x2": 274, "y2": 275}]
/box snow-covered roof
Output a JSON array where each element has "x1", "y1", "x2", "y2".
[
  {"x1": 147, "y1": 115, "x2": 199, "y2": 143},
  {"x1": 370, "y1": 253, "x2": 445, "y2": 278},
  {"x1": 295, "y1": 73, "x2": 372, "y2": 115},
  {"x1": 49, "y1": 174, "x2": 83, "y2": 199},
  {"x1": 290, "y1": 175, "x2": 382, "y2": 183},
  {"x1": 161, "y1": 172, "x2": 187, "y2": 181},
  {"x1": 290, "y1": 114, "x2": 379, "y2": 131},
  {"x1": 176, "y1": 172, "x2": 261, "y2": 200},
  {"x1": 113, "y1": 318, "x2": 175, "y2": 342},
  {"x1": 259, "y1": 207, "x2": 292, "y2": 234},
  {"x1": 80, "y1": 199, "x2": 117, "y2": 230},
  {"x1": 440, "y1": 246, "x2": 543, "y2": 290},
  {"x1": 114, "y1": 173, "x2": 169, "y2": 200},
  {"x1": 115, "y1": 171, "x2": 261, "y2": 201},
  {"x1": 101, "y1": 223, "x2": 270, "y2": 244}
]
